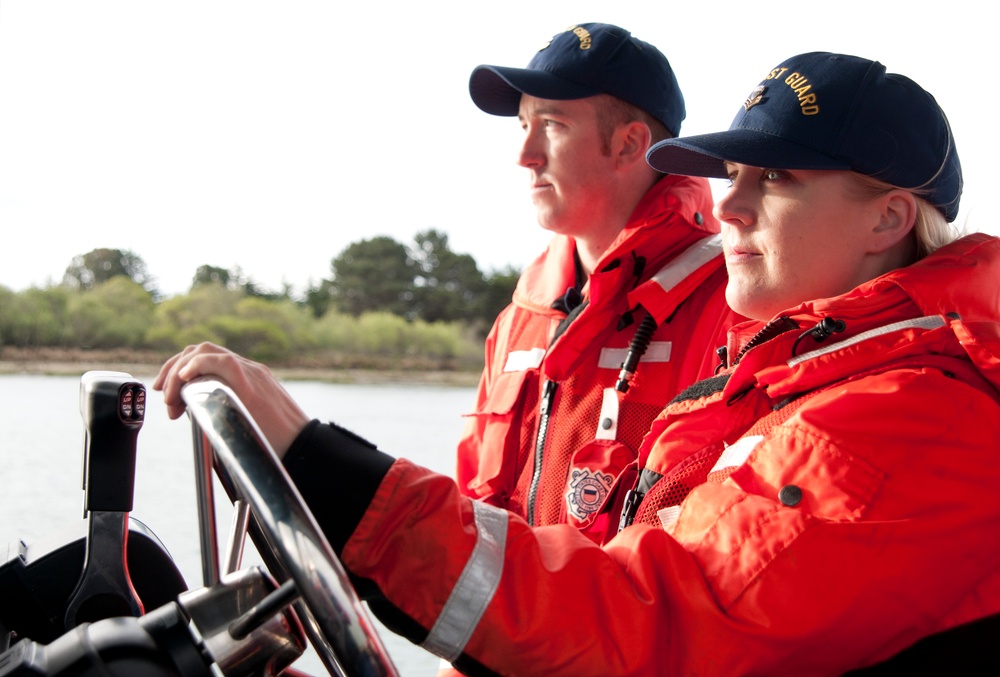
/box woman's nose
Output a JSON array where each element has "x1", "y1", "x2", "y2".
[{"x1": 714, "y1": 181, "x2": 755, "y2": 228}]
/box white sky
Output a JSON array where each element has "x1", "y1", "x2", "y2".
[{"x1": 0, "y1": 1, "x2": 993, "y2": 299}]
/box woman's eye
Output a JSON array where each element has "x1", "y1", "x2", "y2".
[{"x1": 763, "y1": 169, "x2": 786, "y2": 181}]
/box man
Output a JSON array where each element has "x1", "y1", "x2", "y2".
[
  {"x1": 155, "y1": 51, "x2": 1000, "y2": 675},
  {"x1": 458, "y1": 23, "x2": 740, "y2": 542}
]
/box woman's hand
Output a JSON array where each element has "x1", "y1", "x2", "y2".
[{"x1": 152, "y1": 342, "x2": 310, "y2": 459}]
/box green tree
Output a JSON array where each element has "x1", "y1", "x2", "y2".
[
  {"x1": 200, "y1": 316, "x2": 291, "y2": 363},
  {"x1": 242, "y1": 279, "x2": 290, "y2": 302},
  {"x1": 192, "y1": 264, "x2": 237, "y2": 290},
  {"x1": 146, "y1": 283, "x2": 247, "y2": 350},
  {"x1": 303, "y1": 278, "x2": 335, "y2": 318},
  {"x1": 233, "y1": 295, "x2": 316, "y2": 353},
  {"x1": 329, "y1": 236, "x2": 414, "y2": 317},
  {"x1": 65, "y1": 277, "x2": 156, "y2": 349},
  {"x1": 0, "y1": 286, "x2": 73, "y2": 347},
  {"x1": 191, "y1": 264, "x2": 286, "y2": 301},
  {"x1": 409, "y1": 229, "x2": 489, "y2": 323},
  {"x1": 477, "y1": 265, "x2": 520, "y2": 326},
  {"x1": 63, "y1": 248, "x2": 156, "y2": 296}
]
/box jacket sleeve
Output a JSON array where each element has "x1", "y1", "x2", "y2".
[
  {"x1": 323, "y1": 367, "x2": 1000, "y2": 676},
  {"x1": 283, "y1": 419, "x2": 394, "y2": 555}
]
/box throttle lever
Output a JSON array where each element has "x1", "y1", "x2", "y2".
[{"x1": 64, "y1": 370, "x2": 146, "y2": 628}]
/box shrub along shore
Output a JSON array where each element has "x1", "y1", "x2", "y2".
[{"x1": 2, "y1": 273, "x2": 493, "y2": 389}]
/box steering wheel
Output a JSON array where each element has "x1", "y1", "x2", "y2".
[{"x1": 181, "y1": 377, "x2": 398, "y2": 677}]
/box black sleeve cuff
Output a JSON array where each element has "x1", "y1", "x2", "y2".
[{"x1": 282, "y1": 419, "x2": 395, "y2": 554}]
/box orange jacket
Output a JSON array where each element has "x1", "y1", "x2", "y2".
[
  {"x1": 287, "y1": 233, "x2": 1000, "y2": 676},
  {"x1": 456, "y1": 174, "x2": 741, "y2": 542}
]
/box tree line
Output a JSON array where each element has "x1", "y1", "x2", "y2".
[{"x1": 0, "y1": 230, "x2": 520, "y2": 371}]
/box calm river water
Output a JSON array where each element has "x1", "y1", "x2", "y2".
[{"x1": 0, "y1": 372, "x2": 476, "y2": 675}]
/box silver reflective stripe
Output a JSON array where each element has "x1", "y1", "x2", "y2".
[
  {"x1": 710, "y1": 435, "x2": 764, "y2": 474},
  {"x1": 657, "y1": 504, "x2": 682, "y2": 532},
  {"x1": 421, "y1": 500, "x2": 508, "y2": 662},
  {"x1": 649, "y1": 234, "x2": 722, "y2": 292},
  {"x1": 598, "y1": 341, "x2": 672, "y2": 369},
  {"x1": 787, "y1": 315, "x2": 946, "y2": 367},
  {"x1": 503, "y1": 347, "x2": 545, "y2": 372}
]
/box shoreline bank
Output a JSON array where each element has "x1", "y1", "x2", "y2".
[{"x1": 0, "y1": 348, "x2": 481, "y2": 387}]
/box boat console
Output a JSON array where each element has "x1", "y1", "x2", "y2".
[{"x1": 0, "y1": 371, "x2": 397, "y2": 676}]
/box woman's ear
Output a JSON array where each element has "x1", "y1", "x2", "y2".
[{"x1": 868, "y1": 189, "x2": 918, "y2": 254}]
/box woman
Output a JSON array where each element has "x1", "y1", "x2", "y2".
[{"x1": 157, "y1": 52, "x2": 1000, "y2": 675}]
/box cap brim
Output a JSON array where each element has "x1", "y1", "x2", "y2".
[
  {"x1": 469, "y1": 65, "x2": 601, "y2": 117},
  {"x1": 647, "y1": 129, "x2": 852, "y2": 177}
]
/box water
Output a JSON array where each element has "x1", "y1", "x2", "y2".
[{"x1": 0, "y1": 373, "x2": 476, "y2": 675}]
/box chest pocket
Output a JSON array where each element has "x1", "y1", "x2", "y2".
[
  {"x1": 464, "y1": 367, "x2": 537, "y2": 495},
  {"x1": 672, "y1": 421, "x2": 886, "y2": 608},
  {"x1": 474, "y1": 367, "x2": 534, "y2": 418}
]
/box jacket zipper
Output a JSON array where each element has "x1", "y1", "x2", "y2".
[
  {"x1": 619, "y1": 318, "x2": 801, "y2": 531},
  {"x1": 526, "y1": 379, "x2": 558, "y2": 525},
  {"x1": 731, "y1": 316, "x2": 800, "y2": 366},
  {"x1": 617, "y1": 488, "x2": 645, "y2": 532}
]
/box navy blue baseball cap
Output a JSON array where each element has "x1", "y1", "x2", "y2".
[
  {"x1": 469, "y1": 23, "x2": 685, "y2": 137},
  {"x1": 646, "y1": 52, "x2": 963, "y2": 221}
]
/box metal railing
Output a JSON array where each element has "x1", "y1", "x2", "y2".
[{"x1": 182, "y1": 377, "x2": 398, "y2": 677}]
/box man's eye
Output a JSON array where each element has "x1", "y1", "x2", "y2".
[{"x1": 763, "y1": 169, "x2": 786, "y2": 181}]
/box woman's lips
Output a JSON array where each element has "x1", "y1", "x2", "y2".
[{"x1": 725, "y1": 247, "x2": 761, "y2": 264}]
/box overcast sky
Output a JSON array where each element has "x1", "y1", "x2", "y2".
[{"x1": 0, "y1": 1, "x2": 992, "y2": 298}]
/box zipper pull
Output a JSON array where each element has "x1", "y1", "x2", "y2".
[
  {"x1": 540, "y1": 379, "x2": 557, "y2": 415},
  {"x1": 618, "y1": 489, "x2": 645, "y2": 533},
  {"x1": 616, "y1": 312, "x2": 658, "y2": 393}
]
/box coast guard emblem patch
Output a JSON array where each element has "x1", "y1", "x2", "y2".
[
  {"x1": 566, "y1": 467, "x2": 614, "y2": 521},
  {"x1": 744, "y1": 85, "x2": 766, "y2": 111}
]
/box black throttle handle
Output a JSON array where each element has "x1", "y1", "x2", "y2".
[
  {"x1": 65, "y1": 370, "x2": 147, "y2": 628},
  {"x1": 79, "y1": 370, "x2": 146, "y2": 512}
]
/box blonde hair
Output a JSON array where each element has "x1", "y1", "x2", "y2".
[{"x1": 845, "y1": 173, "x2": 960, "y2": 261}]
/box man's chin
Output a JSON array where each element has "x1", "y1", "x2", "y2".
[{"x1": 534, "y1": 210, "x2": 564, "y2": 234}]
